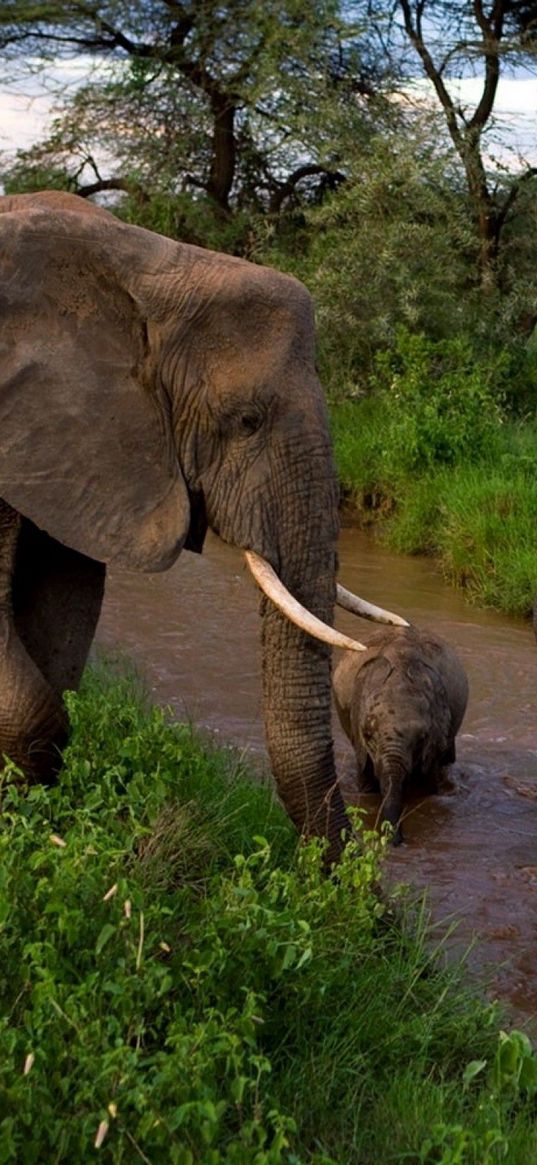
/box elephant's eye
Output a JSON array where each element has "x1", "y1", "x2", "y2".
[
  {"x1": 239, "y1": 410, "x2": 263, "y2": 436},
  {"x1": 363, "y1": 714, "x2": 378, "y2": 740},
  {"x1": 220, "y1": 401, "x2": 266, "y2": 439}
]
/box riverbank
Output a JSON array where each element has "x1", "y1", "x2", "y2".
[
  {"x1": 1, "y1": 665, "x2": 537, "y2": 1163},
  {"x1": 331, "y1": 399, "x2": 537, "y2": 618}
]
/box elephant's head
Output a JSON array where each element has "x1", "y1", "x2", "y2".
[
  {"x1": 0, "y1": 190, "x2": 373, "y2": 862},
  {"x1": 351, "y1": 655, "x2": 452, "y2": 844}
]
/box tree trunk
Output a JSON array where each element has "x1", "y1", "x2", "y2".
[
  {"x1": 474, "y1": 197, "x2": 501, "y2": 296},
  {"x1": 463, "y1": 141, "x2": 501, "y2": 295},
  {"x1": 207, "y1": 99, "x2": 236, "y2": 211}
]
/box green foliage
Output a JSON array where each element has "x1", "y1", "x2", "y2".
[
  {"x1": 2, "y1": 163, "x2": 72, "y2": 195},
  {"x1": 117, "y1": 190, "x2": 257, "y2": 255},
  {"x1": 0, "y1": 665, "x2": 536, "y2": 1161},
  {"x1": 264, "y1": 127, "x2": 486, "y2": 390},
  {"x1": 416, "y1": 1031, "x2": 537, "y2": 1165},
  {"x1": 0, "y1": 0, "x2": 371, "y2": 223},
  {"x1": 330, "y1": 385, "x2": 537, "y2": 617},
  {"x1": 370, "y1": 449, "x2": 537, "y2": 615},
  {"x1": 329, "y1": 329, "x2": 506, "y2": 487},
  {"x1": 370, "y1": 330, "x2": 505, "y2": 477},
  {"x1": 430, "y1": 462, "x2": 537, "y2": 614}
]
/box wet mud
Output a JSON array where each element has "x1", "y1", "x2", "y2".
[{"x1": 97, "y1": 529, "x2": 537, "y2": 1031}]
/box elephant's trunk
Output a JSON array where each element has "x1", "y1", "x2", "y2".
[
  {"x1": 261, "y1": 604, "x2": 349, "y2": 865},
  {"x1": 378, "y1": 759, "x2": 407, "y2": 845},
  {"x1": 259, "y1": 438, "x2": 349, "y2": 865}
]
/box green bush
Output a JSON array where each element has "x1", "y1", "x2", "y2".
[
  {"x1": 117, "y1": 190, "x2": 256, "y2": 255},
  {"x1": 261, "y1": 129, "x2": 483, "y2": 395},
  {"x1": 330, "y1": 402, "x2": 537, "y2": 615},
  {"x1": 327, "y1": 334, "x2": 537, "y2": 617},
  {"x1": 370, "y1": 330, "x2": 505, "y2": 476},
  {"x1": 1, "y1": 666, "x2": 537, "y2": 1162}
]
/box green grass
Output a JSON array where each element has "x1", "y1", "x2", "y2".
[
  {"x1": 331, "y1": 401, "x2": 537, "y2": 617},
  {"x1": 1, "y1": 664, "x2": 537, "y2": 1162}
]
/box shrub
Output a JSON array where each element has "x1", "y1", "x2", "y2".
[
  {"x1": 371, "y1": 329, "x2": 505, "y2": 477},
  {"x1": 1, "y1": 667, "x2": 536, "y2": 1161}
]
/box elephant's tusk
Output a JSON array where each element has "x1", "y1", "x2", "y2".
[
  {"x1": 336, "y1": 585, "x2": 410, "y2": 627},
  {"x1": 244, "y1": 550, "x2": 366, "y2": 653}
]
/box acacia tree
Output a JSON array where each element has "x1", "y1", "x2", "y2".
[
  {"x1": 505, "y1": 1, "x2": 537, "y2": 41},
  {"x1": 0, "y1": 0, "x2": 385, "y2": 220},
  {"x1": 386, "y1": 0, "x2": 537, "y2": 294}
]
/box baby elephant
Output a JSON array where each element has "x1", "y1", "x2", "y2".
[{"x1": 333, "y1": 626, "x2": 468, "y2": 844}]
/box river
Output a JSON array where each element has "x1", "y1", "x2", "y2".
[{"x1": 97, "y1": 529, "x2": 537, "y2": 1031}]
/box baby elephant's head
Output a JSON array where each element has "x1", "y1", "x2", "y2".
[{"x1": 354, "y1": 656, "x2": 452, "y2": 844}]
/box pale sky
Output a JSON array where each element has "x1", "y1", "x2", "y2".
[
  {"x1": 0, "y1": 57, "x2": 101, "y2": 151},
  {"x1": 408, "y1": 75, "x2": 537, "y2": 167},
  {"x1": 0, "y1": 66, "x2": 536, "y2": 168}
]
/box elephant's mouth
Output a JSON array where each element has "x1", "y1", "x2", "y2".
[{"x1": 185, "y1": 489, "x2": 208, "y2": 554}]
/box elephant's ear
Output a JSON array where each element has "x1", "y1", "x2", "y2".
[
  {"x1": 348, "y1": 657, "x2": 384, "y2": 776},
  {"x1": 0, "y1": 196, "x2": 190, "y2": 571}
]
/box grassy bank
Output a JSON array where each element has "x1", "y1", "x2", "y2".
[
  {"x1": 329, "y1": 341, "x2": 537, "y2": 617},
  {"x1": 1, "y1": 666, "x2": 537, "y2": 1163}
]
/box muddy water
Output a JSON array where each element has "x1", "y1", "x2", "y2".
[{"x1": 97, "y1": 529, "x2": 537, "y2": 1029}]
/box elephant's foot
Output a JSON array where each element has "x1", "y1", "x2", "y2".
[
  {"x1": 0, "y1": 631, "x2": 67, "y2": 784},
  {"x1": 435, "y1": 765, "x2": 459, "y2": 795},
  {"x1": 0, "y1": 502, "x2": 69, "y2": 785},
  {"x1": 0, "y1": 708, "x2": 67, "y2": 784}
]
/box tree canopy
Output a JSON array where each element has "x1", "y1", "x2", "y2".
[
  {"x1": 0, "y1": 0, "x2": 390, "y2": 222},
  {"x1": 1, "y1": 1, "x2": 537, "y2": 374}
]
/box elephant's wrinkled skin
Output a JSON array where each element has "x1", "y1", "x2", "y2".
[
  {"x1": 333, "y1": 626, "x2": 468, "y2": 844},
  {"x1": 0, "y1": 191, "x2": 347, "y2": 861}
]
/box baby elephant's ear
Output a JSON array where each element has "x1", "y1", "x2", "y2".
[{"x1": 0, "y1": 197, "x2": 190, "y2": 571}]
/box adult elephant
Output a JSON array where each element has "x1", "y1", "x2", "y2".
[{"x1": 0, "y1": 191, "x2": 401, "y2": 865}]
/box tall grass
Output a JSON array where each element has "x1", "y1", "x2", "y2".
[
  {"x1": 330, "y1": 403, "x2": 537, "y2": 617},
  {"x1": 1, "y1": 665, "x2": 537, "y2": 1162}
]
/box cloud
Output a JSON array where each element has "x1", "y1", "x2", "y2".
[
  {"x1": 405, "y1": 75, "x2": 537, "y2": 166},
  {"x1": 0, "y1": 60, "x2": 535, "y2": 170},
  {"x1": 455, "y1": 75, "x2": 537, "y2": 117},
  {"x1": 0, "y1": 56, "x2": 111, "y2": 155},
  {"x1": 0, "y1": 90, "x2": 55, "y2": 151}
]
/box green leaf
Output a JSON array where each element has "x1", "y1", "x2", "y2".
[
  {"x1": 463, "y1": 1059, "x2": 487, "y2": 1086},
  {"x1": 95, "y1": 923, "x2": 116, "y2": 956}
]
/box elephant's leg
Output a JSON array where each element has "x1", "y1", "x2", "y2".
[
  {"x1": 12, "y1": 517, "x2": 105, "y2": 697},
  {"x1": 436, "y1": 762, "x2": 458, "y2": 794},
  {"x1": 0, "y1": 503, "x2": 67, "y2": 780},
  {"x1": 408, "y1": 762, "x2": 438, "y2": 794},
  {"x1": 413, "y1": 760, "x2": 454, "y2": 795}
]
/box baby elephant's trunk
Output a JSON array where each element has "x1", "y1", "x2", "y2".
[{"x1": 379, "y1": 761, "x2": 406, "y2": 845}]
